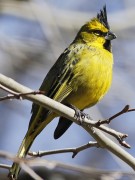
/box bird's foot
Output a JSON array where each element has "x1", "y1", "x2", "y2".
[{"x1": 69, "y1": 104, "x2": 92, "y2": 125}]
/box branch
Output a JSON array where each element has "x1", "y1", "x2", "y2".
[
  {"x1": 0, "y1": 151, "x2": 43, "y2": 180},
  {"x1": 96, "y1": 105, "x2": 132, "y2": 125},
  {"x1": 97, "y1": 125, "x2": 129, "y2": 148},
  {"x1": 0, "y1": 74, "x2": 135, "y2": 170},
  {"x1": 28, "y1": 141, "x2": 99, "y2": 158},
  {"x1": 78, "y1": 116, "x2": 130, "y2": 148},
  {"x1": 0, "y1": 83, "x2": 131, "y2": 148},
  {"x1": 0, "y1": 84, "x2": 44, "y2": 101},
  {"x1": 19, "y1": 163, "x2": 43, "y2": 180},
  {"x1": 2, "y1": 150, "x2": 134, "y2": 178},
  {"x1": 0, "y1": 80, "x2": 130, "y2": 148},
  {"x1": 0, "y1": 163, "x2": 11, "y2": 170}
]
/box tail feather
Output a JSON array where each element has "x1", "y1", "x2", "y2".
[
  {"x1": 9, "y1": 135, "x2": 34, "y2": 179},
  {"x1": 8, "y1": 112, "x2": 56, "y2": 179},
  {"x1": 54, "y1": 117, "x2": 73, "y2": 139}
]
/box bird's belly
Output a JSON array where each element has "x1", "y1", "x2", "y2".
[
  {"x1": 65, "y1": 49, "x2": 113, "y2": 110},
  {"x1": 66, "y1": 74, "x2": 112, "y2": 110},
  {"x1": 67, "y1": 91, "x2": 96, "y2": 110}
]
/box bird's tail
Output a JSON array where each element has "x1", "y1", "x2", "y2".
[
  {"x1": 9, "y1": 134, "x2": 34, "y2": 179},
  {"x1": 8, "y1": 111, "x2": 56, "y2": 179}
]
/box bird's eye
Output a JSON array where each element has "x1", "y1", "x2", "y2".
[{"x1": 92, "y1": 30, "x2": 102, "y2": 36}]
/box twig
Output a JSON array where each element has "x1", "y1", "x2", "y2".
[
  {"x1": 19, "y1": 163, "x2": 43, "y2": 180},
  {"x1": 0, "y1": 84, "x2": 19, "y2": 94},
  {"x1": 97, "y1": 125, "x2": 130, "y2": 148},
  {"x1": 1, "y1": 151, "x2": 135, "y2": 179},
  {"x1": 0, "y1": 151, "x2": 43, "y2": 180},
  {"x1": 95, "y1": 105, "x2": 135, "y2": 126},
  {"x1": 76, "y1": 114, "x2": 130, "y2": 148},
  {"x1": 0, "y1": 163, "x2": 11, "y2": 169},
  {"x1": 0, "y1": 84, "x2": 44, "y2": 101},
  {"x1": 28, "y1": 141, "x2": 99, "y2": 158}
]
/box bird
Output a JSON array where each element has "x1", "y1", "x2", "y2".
[{"x1": 9, "y1": 5, "x2": 116, "y2": 179}]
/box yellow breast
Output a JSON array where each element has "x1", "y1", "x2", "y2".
[{"x1": 66, "y1": 46, "x2": 113, "y2": 110}]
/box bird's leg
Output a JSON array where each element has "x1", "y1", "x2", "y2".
[{"x1": 68, "y1": 104, "x2": 92, "y2": 125}]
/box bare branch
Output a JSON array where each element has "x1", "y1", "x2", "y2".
[
  {"x1": 0, "y1": 84, "x2": 45, "y2": 101},
  {"x1": 28, "y1": 141, "x2": 99, "y2": 159},
  {"x1": 97, "y1": 125, "x2": 130, "y2": 148},
  {"x1": 19, "y1": 163, "x2": 43, "y2": 180},
  {"x1": 0, "y1": 81, "x2": 130, "y2": 148},
  {"x1": 0, "y1": 84, "x2": 19, "y2": 95},
  {"x1": 0, "y1": 151, "x2": 43, "y2": 180},
  {"x1": 0, "y1": 84, "x2": 131, "y2": 148},
  {"x1": 76, "y1": 116, "x2": 129, "y2": 148},
  {"x1": 96, "y1": 105, "x2": 131, "y2": 125},
  {"x1": 0, "y1": 74, "x2": 135, "y2": 170},
  {"x1": 0, "y1": 163, "x2": 11, "y2": 170}
]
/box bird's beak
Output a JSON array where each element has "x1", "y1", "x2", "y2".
[{"x1": 105, "y1": 31, "x2": 117, "y2": 40}]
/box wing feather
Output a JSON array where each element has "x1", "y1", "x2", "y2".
[{"x1": 29, "y1": 45, "x2": 79, "y2": 126}]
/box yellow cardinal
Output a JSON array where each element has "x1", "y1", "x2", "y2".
[{"x1": 9, "y1": 5, "x2": 116, "y2": 179}]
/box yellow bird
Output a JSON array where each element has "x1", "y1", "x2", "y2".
[{"x1": 9, "y1": 5, "x2": 116, "y2": 179}]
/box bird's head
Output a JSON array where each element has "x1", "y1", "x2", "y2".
[{"x1": 74, "y1": 5, "x2": 116, "y2": 52}]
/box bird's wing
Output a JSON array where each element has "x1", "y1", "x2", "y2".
[
  {"x1": 41, "y1": 47, "x2": 75, "y2": 100},
  {"x1": 30, "y1": 44, "x2": 81, "y2": 126}
]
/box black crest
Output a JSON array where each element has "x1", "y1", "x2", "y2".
[{"x1": 97, "y1": 5, "x2": 110, "y2": 30}]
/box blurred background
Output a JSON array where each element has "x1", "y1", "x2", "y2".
[{"x1": 0, "y1": 0, "x2": 135, "y2": 179}]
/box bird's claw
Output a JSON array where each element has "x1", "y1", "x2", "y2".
[{"x1": 69, "y1": 104, "x2": 92, "y2": 125}]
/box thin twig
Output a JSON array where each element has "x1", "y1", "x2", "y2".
[
  {"x1": 0, "y1": 163, "x2": 11, "y2": 170},
  {"x1": 28, "y1": 141, "x2": 99, "y2": 158},
  {"x1": 20, "y1": 163, "x2": 43, "y2": 180},
  {"x1": 0, "y1": 84, "x2": 18, "y2": 95},
  {"x1": 95, "y1": 105, "x2": 135, "y2": 125},
  {"x1": 0, "y1": 151, "x2": 43, "y2": 180},
  {"x1": 78, "y1": 116, "x2": 130, "y2": 148},
  {"x1": 98, "y1": 125, "x2": 130, "y2": 148},
  {"x1": 0, "y1": 84, "x2": 45, "y2": 101}
]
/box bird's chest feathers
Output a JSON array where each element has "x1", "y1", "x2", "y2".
[{"x1": 69, "y1": 50, "x2": 113, "y2": 108}]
